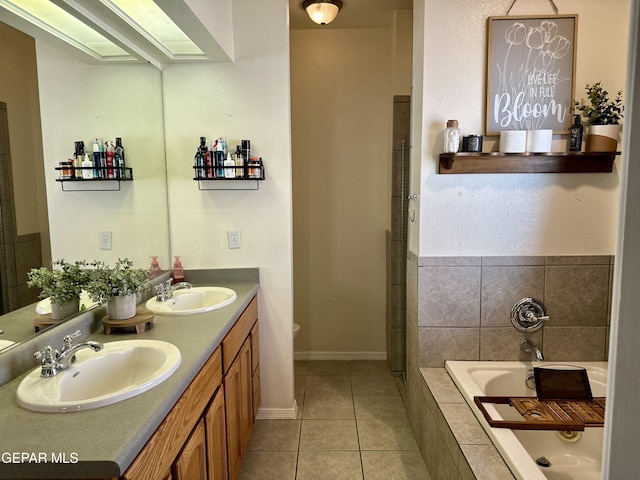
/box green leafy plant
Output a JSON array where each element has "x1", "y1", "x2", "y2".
[
  {"x1": 27, "y1": 260, "x2": 90, "y2": 305},
  {"x1": 575, "y1": 82, "x2": 624, "y2": 125},
  {"x1": 86, "y1": 258, "x2": 150, "y2": 303}
]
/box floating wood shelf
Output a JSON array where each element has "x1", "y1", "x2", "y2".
[{"x1": 439, "y1": 152, "x2": 620, "y2": 174}]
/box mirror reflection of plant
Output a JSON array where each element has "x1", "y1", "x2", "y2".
[
  {"x1": 87, "y1": 258, "x2": 150, "y2": 303},
  {"x1": 27, "y1": 260, "x2": 90, "y2": 305},
  {"x1": 575, "y1": 82, "x2": 624, "y2": 125}
]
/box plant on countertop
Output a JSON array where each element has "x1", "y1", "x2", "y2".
[
  {"x1": 86, "y1": 258, "x2": 150, "y2": 303},
  {"x1": 27, "y1": 259, "x2": 90, "y2": 305},
  {"x1": 575, "y1": 82, "x2": 624, "y2": 125}
]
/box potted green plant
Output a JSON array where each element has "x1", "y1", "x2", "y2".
[
  {"x1": 575, "y1": 82, "x2": 624, "y2": 151},
  {"x1": 27, "y1": 260, "x2": 90, "y2": 320},
  {"x1": 87, "y1": 258, "x2": 150, "y2": 320}
]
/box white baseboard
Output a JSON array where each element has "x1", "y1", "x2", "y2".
[
  {"x1": 255, "y1": 399, "x2": 298, "y2": 420},
  {"x1": 293, "y1": 351, "x2": 387, "y2": 361}
]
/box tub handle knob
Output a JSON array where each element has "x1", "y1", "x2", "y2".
[{"x1": 511, "y1": 298, "x2": 549, "y2": 332}]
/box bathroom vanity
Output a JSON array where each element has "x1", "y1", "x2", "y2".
[{"x1": 0, "y1": 270, "x2": 260, "y2": 480}]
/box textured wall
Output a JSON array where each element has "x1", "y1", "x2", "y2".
[{"x1": 411, "y1": 0, "x2": 630, "y2": 257}]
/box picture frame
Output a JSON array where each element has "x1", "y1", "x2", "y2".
[{"x1": 485, "y1": 15, "x2": 578, "y2": 135}]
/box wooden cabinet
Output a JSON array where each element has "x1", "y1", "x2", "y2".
[
  {"x1": 222, "y1": 297, "x2": 259, "y2": 480},
  {"x1": 205, "y1": 386, "x2": 228, "y2": 480},
  {"x1": 123, "y1": 296, "x2": 260, "y2": 480},
  {"x1": 172, "y1": 419, "x2": 207, "y2": 480}
]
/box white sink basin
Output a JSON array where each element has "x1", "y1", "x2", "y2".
[
  {"x1": 146, "y1": 286, "x2": 237, "y2": 315},
  {"x1": 17, "y1": 339, "x2": 181, "y2": 413}
]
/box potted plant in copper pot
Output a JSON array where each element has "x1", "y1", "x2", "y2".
[{"x1": 575, "y1": 82, "x2": 624, "y2": 152}]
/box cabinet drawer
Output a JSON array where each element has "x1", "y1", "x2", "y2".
[{"x1": 222, "y1": 297, "x2": 258, "y2": 373}]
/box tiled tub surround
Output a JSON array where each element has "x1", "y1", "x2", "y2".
[
  {"x1": 416, "y1": 255, "x2": 613, "y2": 367},
  {"x1": 405, "y1": 255, "x2": 613, "y2": 480}
]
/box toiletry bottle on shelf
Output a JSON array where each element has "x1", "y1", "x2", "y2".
[
  {"x1": 172, "y1": 256, "x2": 185, "y2": 284},
  {"x1": 215, "y1": 140, "x2": 225, "y2": 178},
  {"x1": 224, "y1": 152, "x2": 236, "y2": 178},
  {"x1": 82, "y1": 153, "x2": 94, "y2": 179},
  {"x1": 106, "y1": 141, "x2": 115, "y2": 178},
  {"x1": 569, "y1": 115, "x2": 583, "y2": 152},
  {"x1": 194, "y1": 137, "x2": 206, "y2": 179},
  {"x1": 74, "y1": 141, "x2": 84, "y2": 179},
  {"x1": 149, "y1": 256, "x2": 161, "y2": 278},
  {"x1": 444, "y1": 120, "x2": 460, "y2": 153},
  {"x1": 92, "y1": 138, "x2": 102, "y2": 178},
  {"x1": 235, "y1": 145, "x2": 245, "y2": 177},
  {"x1": 99, "y1": 141, "x2": 106, "y2": 178},
  {"x1": 114, "y1": 137, "x2": 125, "y2": 178}
]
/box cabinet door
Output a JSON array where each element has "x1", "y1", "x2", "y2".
[
  {"x1": 172, "y1": 419, "x2": 208, "y2": 480},
  {"x1": 252, "y1": 365, "x2": 261, "y2": 422},
  {"x1": 239, "y1": 338, "x2": 253, "y2": 451},
  {"x1": 205, "y1": 386, "x2": 228, "y2": 480},
  {"x1": 224, "y1": 338, "x2": 253, "y2": 480}
]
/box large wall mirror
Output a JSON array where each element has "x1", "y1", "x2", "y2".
[{"x1": 0, "y1": 21, "x2": 170, "y2": 351}]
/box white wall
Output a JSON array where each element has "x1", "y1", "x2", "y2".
[
  {"x1": 36, "y1": 43, "x2": 170, "y2": 268},
  {"x1": 413, "y1": 0, "x2": 630, "y2": 257},
  {"x1": 163, "y1": 0, "x2": 294, "y2": 415}
]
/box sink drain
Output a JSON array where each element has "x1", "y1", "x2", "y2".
[{"x1": 536, "y1": 457, "x2": 552, "y2": 467}]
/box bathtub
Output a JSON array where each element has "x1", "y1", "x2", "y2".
[{"x1": 445, "y1": 361, "x2": 608, "y2": 480}]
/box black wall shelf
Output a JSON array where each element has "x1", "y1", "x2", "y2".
[{"x1": 55, "y1": 167, "x2": 133, "y2": 191}]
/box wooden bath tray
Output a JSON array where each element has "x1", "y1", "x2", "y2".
[{"x1": 474, "y1": 396, "x2": 606, "y2": 431}]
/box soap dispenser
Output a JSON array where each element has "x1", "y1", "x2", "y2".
[
  {"x1": 149, "y1": 256, "x2": 162, "y2": 278},
  {"x1": 172, "y1": 256, "x2": 185, "y2": 284}
]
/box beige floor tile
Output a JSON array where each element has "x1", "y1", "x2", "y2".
[
  {"x1": 295, "y1": 375, "x2": 307, "y2": 395},
  {"x1": 247, "y1": 420, "x2": 301, "y2": 451},
  {"x1": 299, "y1": 419, "x2": 359, "y2": 450},
  {"x1": 296, "y1": 451, "x2": 363, "y2": 480},
  {"x1": 303, "y1": 395, "x2": 355, "y2": 419},
  {"x1": 357, "y1": 417, "x2": 419, "y2": 451},
  {"x1": 354, "y1": 395, "x2": 407, "y2": 419},
  {"x1": 238, "y1": 450, "x2": 297, "y2": 480},
  {"x1": 361, "y1": 450, "x2": 430, "y2": 480},
  {"x1": 296, "y1": 396, "x2": 304, "y2": 420},
  {"x1": 349, "y1": 360, "x2": 392, "y2": 376},
  {"x1": 305, "y1": 360, "x2": 350, "y2": 376},
  {"x1": 295, "y1": 360, "x2": 309, "y2": 375},
  {"x1": 305, "y1": 375, "x2": 352, "y2": 395},
  {"x1": 351, "y1": 375, "x2": 400, "y2": 395}
]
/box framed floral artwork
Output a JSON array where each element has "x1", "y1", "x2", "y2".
[{"x1": 485, "y1": 15, "x2": 578, "y2": 135}]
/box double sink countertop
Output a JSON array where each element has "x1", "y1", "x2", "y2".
[{"x1": 0, "y1": 269, "x2": 260, "y2": 479}]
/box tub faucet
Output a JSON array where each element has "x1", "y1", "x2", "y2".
[
  {"x1": 520, "y1": 339, "x2": 544, "y2": 362},
  {"x1": 34, "y1": 330, "x2": 103, "y2": 377},
  {"x1": 154, "y1": 279, "x2": 193, "y2": 302}
]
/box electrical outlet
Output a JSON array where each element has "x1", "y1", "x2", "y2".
[
  {"x1": 100, "y1": 231, "x2": 112, "y2": 250},
  {"x1": 227, "y1": 230, "x2": 241, "y2": 249}
]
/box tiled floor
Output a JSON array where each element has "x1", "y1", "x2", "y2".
[{"x1": 238, "y1": 360, "x2": 431, "y2": 480}]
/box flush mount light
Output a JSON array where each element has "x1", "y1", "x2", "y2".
[{"x1": 302, "y1": 0, "x2": 343, "y2": 26}]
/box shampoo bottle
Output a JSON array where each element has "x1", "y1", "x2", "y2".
[
  {"x1": 92, "y1": 138, "x2": 102, "y2": 178},
  {"x1": 172, "y1": 256, "x2": 185, "y2": 284},
  {"x1": 114, "y1": 137, "x2": 125, "y2": 178},
  {"x1": 82, "y1": 153, "x2": 94, "y2": 179},
  {"x1": 106, "y1": 141, "x2": 115, "y2": 178},
  {"x1": 224, "y1": 152, "x2": 236, "y2": 178}
]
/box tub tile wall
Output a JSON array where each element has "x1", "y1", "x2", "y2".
[{"x1": 417, "y1": 255, "x2": 613, "y2": 367}]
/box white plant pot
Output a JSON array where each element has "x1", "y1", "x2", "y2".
[
  {"x1": 107, "y1": 294, "x2": 137, "y2": 320},
  {"x1": 587, "y1": 124, "x2": 621, "y2": 152},
  {"x1": 50, "y1": 298, "x2": 80, "y2": 321}
]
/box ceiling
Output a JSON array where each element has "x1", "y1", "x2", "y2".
[{"x1": 289, "y1": 0, "x2": 412, "y2": 30}]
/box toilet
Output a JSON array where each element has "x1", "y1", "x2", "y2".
[{"x1": 293, "y1": 323, "x2": 300, "y2": 339}]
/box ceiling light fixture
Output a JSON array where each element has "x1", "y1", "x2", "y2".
[{"x1": 302, "y1": 0, "x2": 343, "y2": 26}]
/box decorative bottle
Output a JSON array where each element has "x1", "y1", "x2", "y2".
[
  {"x1": 569, "y1": 115, "x2": 583, "y2": 152},
  {"x1": 444, "y1": 120, "x2": 460, "y2": 153}
]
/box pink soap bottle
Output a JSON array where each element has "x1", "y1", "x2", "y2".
[
  {"x1": 172, "y1": 256, "x2": 185, "y2": 284},
  {"x1": 149, "y1": 256, "x2": 161, "y2": 278}
]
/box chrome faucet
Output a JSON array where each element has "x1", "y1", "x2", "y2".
[
  {"x1": 154, "y1": 279, "x2": 193, "y2": 302},
  {"x1": 520, "y1": 339, "x2": 544, "y2": 362},
  {"x1": 34, "y1": 330, "x2": 103, "y2": 377}
]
